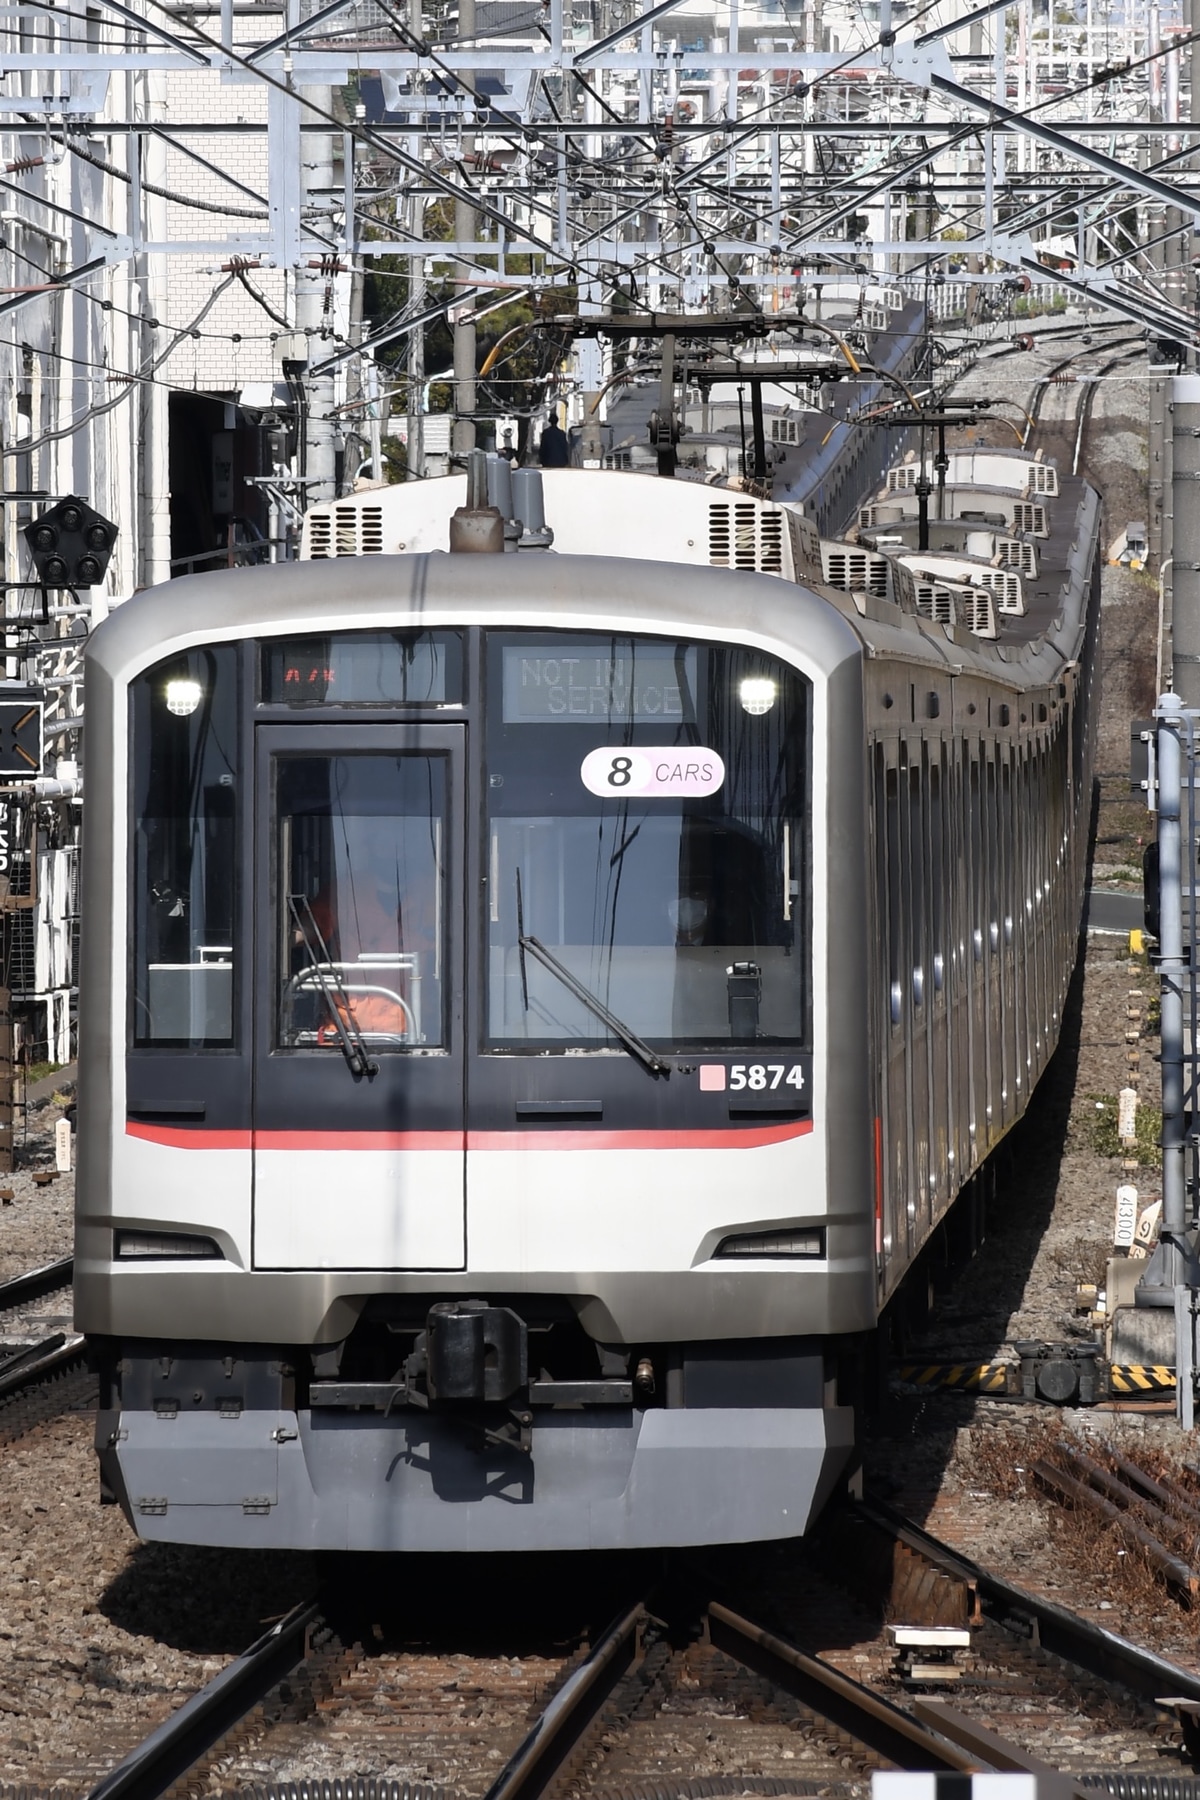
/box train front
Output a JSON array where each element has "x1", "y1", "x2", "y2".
[{"x1": 74, "y1": 551, "x2": 875, "y2": 1551}]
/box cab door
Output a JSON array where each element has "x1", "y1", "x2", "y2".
[{"x1": 251, "y1": 724, "x2": 466, "y2": 1271}]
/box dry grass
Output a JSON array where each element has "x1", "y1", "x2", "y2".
[
  {"x1": 1047, "y1": 1240, "x2": 1113, "y2": 1289},
  {"x1": 961, "y1": 1425, "x2": 1200, "y2": 1616}
]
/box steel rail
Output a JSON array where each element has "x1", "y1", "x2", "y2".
[
  {"x1": 487, "y1": 1585, "x2": 985, "y2": 1800},
  {"x1": 1072, "y1": 349, "x2": 1145, "y2": 476},
  {"x1": 86, "y1": 1597, "x2": 321, "y2": 1800},
  {"x1": 705, "y1": 1601, "x2": 976, "y2": 1774},
  {"x1": 0, "y1": 1253, "x2": 73, "y2": 1312},
  {"x1": 1037, "y1": 1445, "x2": 1200, "y2": 1602},
  {"x1": 482, "y1": 1599, "x2": 647, "y2": 1800},
  {"x1": 1024, "y1": 348, "x2": 1093, "y2": 448},
  {"x1": 858, "y1": 1496, "x2": 1200, "y2": 1709},
  {"x1": 79, "y1": 1561, "x2": 1086, "y2": 1800},
  {"x1": 0, "y1": 1330, "x2": 67, "y2": 1382},
  {"x1": 0, "y1": 1330, "x2": 84, "y2": 1400},
  {"x1": 912, "y1": 1698, "x2": 1096, "y2": 1798}
]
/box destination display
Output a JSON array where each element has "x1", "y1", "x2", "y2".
[
  {"x1": 262, "y1": 630, "x2": 462, "y2": 705},
  {"x1": 502, "y1": 643, "x2": 698, "y2": 725}
]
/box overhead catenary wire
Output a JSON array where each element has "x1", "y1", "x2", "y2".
[{"x1": 0, "y1": 0, "x2": 1179, "y2": 480}]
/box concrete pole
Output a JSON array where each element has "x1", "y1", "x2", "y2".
[
  {"x1": 1150, "y1": 118, "x2": 1175, "y2": 576},
  {"x1": 406, "y1": 0, "x2": 425, "y2": 479},
  {"x1": 1150, "y1": 695, "x2": 1197, "y2": 1423},
  {"x1": 1189, "y1": 0, "x2": 1198, "y2": 370},
  {"x1": 137, "y1": 72, "x2": 172, "y2": 588},
  {"x1": 296, "y1": 92, "x2": 339, "y2": 507},
  {"x1": 1150, "y1": 364, "x2": 1171, "y2": 571},
  {"x1": 1164, "y1": 12, "x2": 1187, "y2": 321},
  {"x1": 452, "y1": 0, "x2": 477, "y2": 462},
  {"x1": 1156, "y1": 693, "x2": 1186, "y2": 1256},
  {"x1": 1172, "y1": 374, "x2": 1200, "y2": 704}
]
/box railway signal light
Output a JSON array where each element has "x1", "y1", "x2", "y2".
[
  {"x1": 0, "y1": 694, "x2": 42, "y2": 777},
  {"x1": 24, "y1": 496, "x2": 117, "y2": 589}
]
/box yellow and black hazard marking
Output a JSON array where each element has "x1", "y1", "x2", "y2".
[
  {"x1": 893, "y1": 1363, "x2": 1013, "y2": 1394},
  {"x1": 1109, "y1": 1364, "x2": 1177, "y2": 1393}
]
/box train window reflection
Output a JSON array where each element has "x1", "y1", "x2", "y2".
[
  {"x1": 274, "y1": 752, "x2": 445, "y2": 1053},
  {"x1": 485, "y1": 633, "x2": 810, "y2": 1050},
  {"x1": 131, "y1": 646, "x2": 238, "y2": 1047}
]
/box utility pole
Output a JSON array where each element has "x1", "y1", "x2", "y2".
[
  {"x1": 452, "y1": 0, "x2": 477, "y2": 462},
  {"x1": 406, "y1": 0, "x2": 425, "y2": 480},
  {"x1": 1173, "y1": 375, "x2": 1200, "y2": 706},
  {"x1": 1136, "y1": 694, "x2": 1200, "y2": 1427},
  {"x1": 1149, "y1": 119, "x2": 1175, "y2": 576},
  {"x1": 296, "y1": 96, "x2": 339, "y2": 507},
  {"x1": 137, "y1": 71, "x2": 171, "y2": 589}
]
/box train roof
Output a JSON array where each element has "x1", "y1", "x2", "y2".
[
  {"x1": 86, "y1": 543, "x2": 866, "y2": 688},
  {"x1": 88, "y1": 465, "x2": 1099, "y2": 700}
]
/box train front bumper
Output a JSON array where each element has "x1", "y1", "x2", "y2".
[{"x1": 99, "y1": 1402, "x2": 856, "y2": 1550}]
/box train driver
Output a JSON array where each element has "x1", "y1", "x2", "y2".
[{"x1": 293, "y1": 853, "x2": 437, "y2": 1044}]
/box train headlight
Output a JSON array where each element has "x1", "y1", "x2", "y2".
[
  {"x1": 165, "y1": 678, "x2": 204, "y2": 717},
  {"x1": 115, "y1": 1229, "x2": 222, "y2": 1259},
  {"x1": 738, "y1": 677, "x2": 777, "y2": 716},
  {"x1": 714, "y1": 1227, "x2": 825, "y2": 1259}
]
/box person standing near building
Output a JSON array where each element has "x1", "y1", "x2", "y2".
[{"x1": 538, "y1": 414, "x2": 571, "y2": 467}]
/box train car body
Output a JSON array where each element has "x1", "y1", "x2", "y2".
[{"x1": 75, "y1": 455, "x2": 1100, "y2": 1552}]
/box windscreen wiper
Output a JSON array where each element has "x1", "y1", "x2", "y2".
[
  {"x1": 288, "y1": 895, "x2": 378, "y2": 1080},
  {"x1": 517, "y1": 931, "x2": 670, "y2": 1077}
]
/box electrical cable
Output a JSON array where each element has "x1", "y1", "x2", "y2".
[
  {"x1": 13, "y1": 273, "x2": 238, "y2": 457},
  {"x1": 62, "y1": 132, "x2": 269, "y2": 220},
  {"x1": 233, "y1": 264, "x2": 293, "y2": 330},
  {"x1": 0, "y1": 225, "x2": 286, "y2": 348}
]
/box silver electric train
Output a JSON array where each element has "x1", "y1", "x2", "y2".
[{"x1": 76, "y1": 451, "x2": 1100, "y2": 1552}]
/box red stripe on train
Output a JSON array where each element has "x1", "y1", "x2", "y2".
[{"x1": 125, "y1": 1120, "x2": 814, "y2": 1152}]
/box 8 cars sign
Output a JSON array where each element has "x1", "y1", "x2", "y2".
[{"x1": 580, "y1": 746, "x2": 726, "y2": 798}]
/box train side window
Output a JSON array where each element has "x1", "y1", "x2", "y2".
[
  {"x1": 968, "y1": 757, "x2": 982, "y2": 963},
  {"x1": 927, "y1": 748, "x2": 944, "y2": 998},
  {"x1": 130, "y1": 645, "x2": 239, "y2": 1047},
  {"x1": 908, "y1": 758, "x2": 925, "y2": 1010},
  {"x1": 885, "y1": 763, "x2": 903, "y2": 1027}
]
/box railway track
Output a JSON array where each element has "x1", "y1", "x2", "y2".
[
  {"x1": 1021, "y1": 339, "x2": 1144, "y2": 475},
  {"x1": 833, "y1": 1498, "x2": 1200, "y2": 1766},
  {"x1": 849, "y1": 1497, "x2": 1200, "y2": 1712},
  {"x1": 0, "y1": 1330, "x2": 92, "y2": 1444},
  {"x1": 84, "y1": 1582, "x2": 976, "y2": 1800},
  {"x1": 943, "y1": 318, "x2": 1143, "y2": 480},
  {"x1": 76, "y1": 1500, "x2": 1200, "y2": 1800},
  {"x1": 0, "y1": 1252, "x2": 73, "y2": 1314},
  {"x1": 0, "y1": 1253, "x2": 93, "y2": 1444}
]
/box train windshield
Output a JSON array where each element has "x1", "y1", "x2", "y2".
[{"x1": 485, "y1": 633, "x2": 810, "y2": 1051}]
